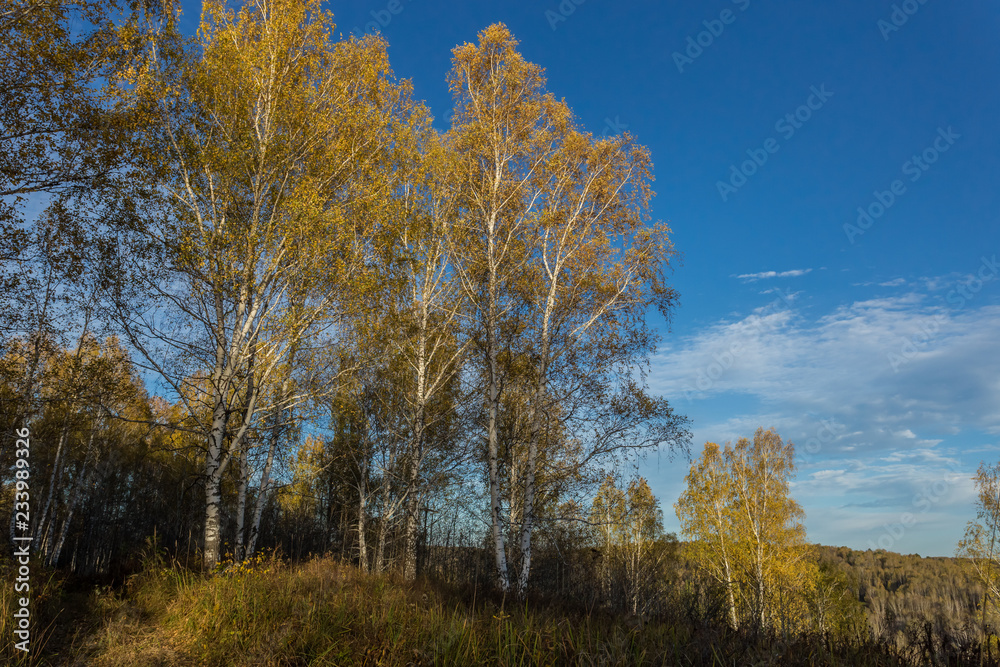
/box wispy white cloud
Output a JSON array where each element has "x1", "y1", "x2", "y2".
[
  {"x1": 650, "y1": 284, "x2": 1000, "y2": 555},
  {"x1": 759, "y1": 288, "x2": 802, "y2": 302},
  {"x1": 653, "y1": 295, "x2": 1000, "y2": 436},
  {"x1": 735, "y1": 268, "x2": 812, "y2": 282}
]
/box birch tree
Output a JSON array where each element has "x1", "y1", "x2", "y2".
[
  {"x1": 729, "y1": 428, "x2": 807, "y2": 631},
  {"x1": 392, "y1": 134, "x2": 469, "y2": 580},
  {"x1": 675, "y1": 442, "x2": 740, "y2": 629},
  {"x1": 113, "y1": 0, "x2": 414, "y2": 568},
  {"x1": 514, "y1": 120, "x2": 680, "y2": 599},
  {"x1": 676, "y1": 428, "x2": 808, "y2": 631},
  {"x1": 445, "y1": 23, "x2": 685, "y2": 595},
  {"x1": 445, "y1": 24, "x2": 563, "y2": 592},
  {"x1": 591, "y1": 475, "x2": 676, "y2": 615}
]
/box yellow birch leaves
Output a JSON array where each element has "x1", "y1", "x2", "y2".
[{"x1": 676, "y1": 427, "x2": 809, "y2": 630}]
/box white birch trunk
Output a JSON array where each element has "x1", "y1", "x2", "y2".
[
  {"x1": 50, "y1": 454, "x2": 93, "y2": 568},
  {"x1": 36, "y1": 426, "x2": 67, "y2": 557},
  {"x1": 234, "y1": 445, "x2": 249, "y2": 562},
  {"x1": 403, "y1": 493, "x2": 420, "y2": 580},
  {"x1": 375, "y1": 470, "x2": 391, "y2": 573},
  {"x1": 486, "y1": 256, "x2": 510, "y2": 593},
  {"x1": 203, "y1": 378, "x2": 228, "y2": 570},
  {"x1": 403, "y1": 318, "x2": 428, "y2": 581},
  {"x1": 357, "y1": 452, "x2": 369, "y2": 572},
  {"x1": 724, "y1": 552, "x2": 738, "y2": 630},
  {"x1": 516, "y1": 339, "x2": 550, "y2": 598},
  {"x1": 515, "y1": 266, "x2": 558, "y2": 598}
]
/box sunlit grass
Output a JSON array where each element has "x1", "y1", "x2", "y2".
[
  {"x1": 72, "y1": 550, "x2": 698, "y2": 665},
  {"x1": 84, "y1": 552, "x2": 645, "y2": 666}
]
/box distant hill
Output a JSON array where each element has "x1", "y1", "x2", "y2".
[{"x1": 810, "y1": 545, "x2": 984, "y2": 642}]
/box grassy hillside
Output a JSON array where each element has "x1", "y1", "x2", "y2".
[{"x1": 3, "y1": 546, "x2": 997, "y2": 666}]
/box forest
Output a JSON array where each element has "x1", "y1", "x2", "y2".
[{"x1": 3, "y1": 1, "x2": 1000, "y2": 665}]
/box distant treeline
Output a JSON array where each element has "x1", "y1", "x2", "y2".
[{"x1": 814, "y1": 545, "x2": 985, "y2": 646}]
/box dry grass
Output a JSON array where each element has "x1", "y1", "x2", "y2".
[
  {"x1": 6, "y1": 550, "x2": 989, "y2": 666},
  {"x1": 0, "y1": 557, "x2": 68, "y2": 666},
  {"x1": 79, "y1": 553, "x2": 639, "y2": 666}
]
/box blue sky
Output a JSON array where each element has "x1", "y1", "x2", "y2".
[{"x1": 176, "y1": 0, "x2": 1000, "y2": 556}]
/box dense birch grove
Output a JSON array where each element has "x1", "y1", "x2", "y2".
[{"x1": 1, "y1": 0, "x2": 690, "y2": 600}]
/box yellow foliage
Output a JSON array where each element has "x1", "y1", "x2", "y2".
[{"x1": 676, "y1": 428, "x2": 810, "y2": 631}]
